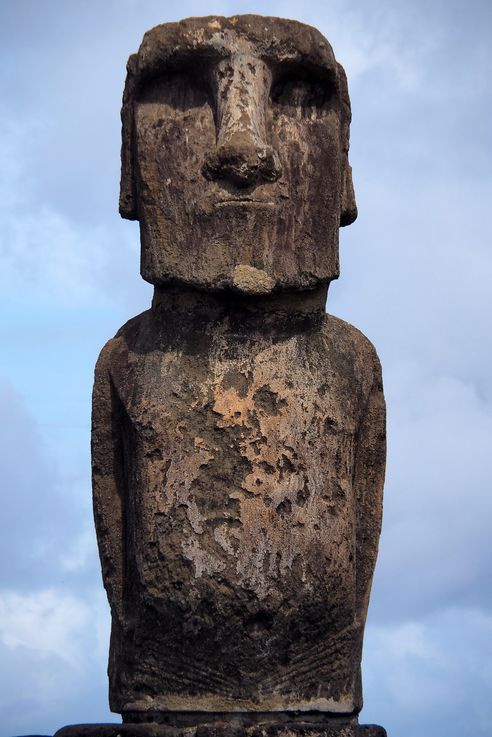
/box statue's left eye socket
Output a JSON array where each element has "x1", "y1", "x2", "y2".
[{"x1": 270, "y1": 66, "x2": 335, "y2": 115}]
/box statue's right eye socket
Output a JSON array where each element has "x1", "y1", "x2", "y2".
[{"x1": 138, "y1": 64, "x2": 212, "y2": 109}]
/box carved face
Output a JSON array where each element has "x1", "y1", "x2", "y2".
[{"x1": 121, "y1": 16, "x2": 356, "y2": 293}]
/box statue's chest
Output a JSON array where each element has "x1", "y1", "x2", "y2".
[{"x1": 115, "y1": 338, "x2": 360, "y2": 594}]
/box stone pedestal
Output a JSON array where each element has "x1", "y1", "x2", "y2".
[{"x1": 55, "y1": 714, "x2": 386, "y2": 737}]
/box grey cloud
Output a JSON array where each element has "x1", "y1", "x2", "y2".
[
  {"x1": 0, "y1": 381, "x2": 99, "y2": 591},
  {"x1": 371, "y1": 369, "x2": 492, "y2": 621},
  {"x1": 362, "y1": 607, "x2": 492, "y2": 737},
  {"x1": 0, "y1": 589, "x2": 112, "y2": 737}
]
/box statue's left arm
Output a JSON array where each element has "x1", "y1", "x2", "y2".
[{"x1": 354, "y1": 350, "x2": 386, "y2": 620}]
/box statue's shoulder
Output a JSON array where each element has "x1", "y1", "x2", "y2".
[
  {"x1": 321, "y1": 312, "x2": 382, "y2": 373},
  {"x1": 95, "y1": 310, "x2": 151, "y2": 375}
]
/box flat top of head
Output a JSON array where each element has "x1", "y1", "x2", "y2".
[{"x1": 133, "y1": 15, "x2": 337, "y2": 82}]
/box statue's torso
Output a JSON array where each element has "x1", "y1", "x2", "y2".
[{"x1": 104, "y1": 307, "x2": 376, "y2": 713}]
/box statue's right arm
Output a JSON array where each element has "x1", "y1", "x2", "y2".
[{"x1": 91, "y1": 339, "x2": 126, "y2": 626}]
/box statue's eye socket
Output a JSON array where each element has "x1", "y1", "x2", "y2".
[
  {"x1": 271, "y1": 67, "x2": 335, "y2": 113},
  {"x1": 137, "y1": 62, "x2": 212, "y2": 108}
]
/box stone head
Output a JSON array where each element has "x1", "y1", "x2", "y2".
[{"x1": 120, "y1": 15, "x2": 357, "y2": 294}]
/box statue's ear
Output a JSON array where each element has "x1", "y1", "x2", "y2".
[
  {"x1": 340, "y1": 160, "x2": 357, "y2": 227},
  {"x1": 119, "y1": 55, "x2": 139, "y2": 221},
  {"x1": 336, "y1": 62, "x2": 357, "y2": 228}
]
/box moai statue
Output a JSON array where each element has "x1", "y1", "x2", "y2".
[{"x1": 56, "y1": 15, "x2": 386, "y2": 737}]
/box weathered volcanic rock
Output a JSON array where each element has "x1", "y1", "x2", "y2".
[
  {"x1": 120, "y1": 15, "x2": 357, "y2": 291},
  {"x1": 92, "y1": 287, "x2": 385, "y2": 717},
  {"x1": 56, "y1": 13, "x2": 386, "y2": 737}
]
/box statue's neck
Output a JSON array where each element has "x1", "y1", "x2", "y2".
[{"x1": 152, "y1": 283, "x2": 328, "y2": 321}]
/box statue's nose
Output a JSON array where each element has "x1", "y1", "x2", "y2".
[
  {"x1": 203, "y1": 133, "x2": 281, "y2": 188},
  {"x1": 202, "y1": 54, "x2": 282, "y2": 188}
]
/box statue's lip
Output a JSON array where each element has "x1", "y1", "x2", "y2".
[{"x1": 215, "y1": 197, "x2": 276, "y2": 207}]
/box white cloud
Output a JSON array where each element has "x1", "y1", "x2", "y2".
[
  {"x1": 257, "y1": 0, "x2": 438, "y2": 89},
  {"x1": 369, "y1": 366, "x2": 492, "y2": 621},
  {"x1": 0, "y1": 588, "x2": 112, "y2": 737},
  {"x1": 0, "y1": 119, "x2": 100, "y2": 302},
  {"x1": 0, "y1": 116, "x2": 147, "y2": 309},
  {"x1": 0, "y1": 380, "x2": 81, "y2": 588},
  {"x1": 2, "y1": 205, "x2": 105, "y2": 299},
  {"x1": 60, "y1": 525, "x2": 98, "y2": 573},
  {"x1": 370, "y1": 620, "x2": 439, "y2": 661},
  {"x1": 362, "y1": 607, "x2": 492, "y2": 736},
  {"x1": 0, "y1": 589, "x2": 90, "y2": 667}
]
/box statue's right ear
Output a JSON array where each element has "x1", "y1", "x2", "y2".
[
  {"x1": 340, "y1": 161, "x2": 357, "y2": 227},
  {"x1": 119, "y1": 55, "x2": 139, "y2": 220}
]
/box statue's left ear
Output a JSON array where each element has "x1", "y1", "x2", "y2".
[
  {"x1": 340, "y1": 160, "x2": 357, "y2": 227},
  {"x1": 336, "y1": 62, "x2": 357, "y2": 227}
]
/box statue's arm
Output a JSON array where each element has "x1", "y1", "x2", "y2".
[
  {"x1": 91, "y1": 340, "x2": 126, "y2": 626},
  {"x1": 354, "y1": 351, "x2": 387, "y2": 619}
]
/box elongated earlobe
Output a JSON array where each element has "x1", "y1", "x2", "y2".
[
  {"x1": 119, "y1": 55, "x2": 139, "y2": 221},
  {"x1": 336, "y1": 62, "x2": 357, "y2": 227},
  {"x1": 340, "y1": 162, "x2": 357, "y2": 226}
]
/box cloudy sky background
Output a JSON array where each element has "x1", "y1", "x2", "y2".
[{"x1": 1, "y1": 1, "x2": 491, "y2": 735}]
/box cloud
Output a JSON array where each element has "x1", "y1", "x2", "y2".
[
  {"x1": 333, "y1": 169, "x2": 492, "y2": 392},
  {"x1": 0, "y1": 380, "x2": 59, "y2": 588},
  {"x1": 362, "y1": 607, "x2": 492, "y2": 737},
  {"x1": 0, "y1": 589, "x2": 90, "y2": 666},
  {"x1": 0, "y1": 380, "x2": 101, "y2": 592},
  {"x1": 0, "y1": 588, "x2": 112, "y2": 737},
  {"x1": 0, "y1": 115, "x2": 148, "y2": 310},
  {"x1": 0, "y1": 382, "x2": 114, "y2": 735},
  {"x1": 337, "y1": 179, "x2": 492, "y2": 628},
  {"x1": 254, "y1": 0, "x2": 439, "y2": 89},
  {"x1": 60, "y1": 525, "x2": 101, "y2": 575},
  {"x1": 370, "y1": 368, "x2": 492, "y2": 622}
]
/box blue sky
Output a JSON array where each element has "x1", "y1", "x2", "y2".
[{"x1": 0, "y1": 1, "x2": 491, "y2": 736}]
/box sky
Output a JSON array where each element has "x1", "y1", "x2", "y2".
[{"x1": 0, "y1": 1, "x2": 491, "y2": 735}]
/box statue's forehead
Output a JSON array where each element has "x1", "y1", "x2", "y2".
[{"x1": 135, "y1": 15, "x2": 337, "y2": 80}]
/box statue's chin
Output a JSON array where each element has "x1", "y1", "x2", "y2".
[
  {"x1": 143, "y1": 272, "x2": 335, "y2": 296},
  {"x1": 231, "y1": 265, "x2": 275, "y2": 295},
  {"x1": 144, "y1": 270, "x2": 277, "y2": 296}
]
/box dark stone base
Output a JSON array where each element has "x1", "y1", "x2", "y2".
[{"x1": 54, "y1": 714, "x2": 386, "y2": 737}]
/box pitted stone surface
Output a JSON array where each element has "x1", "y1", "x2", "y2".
[
  {"x1": 92, "y1": 289, "x2": 385, "y2": 714},
  {"x1": 120, "y1": 15, "x2": 356, "y2": 291}
]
